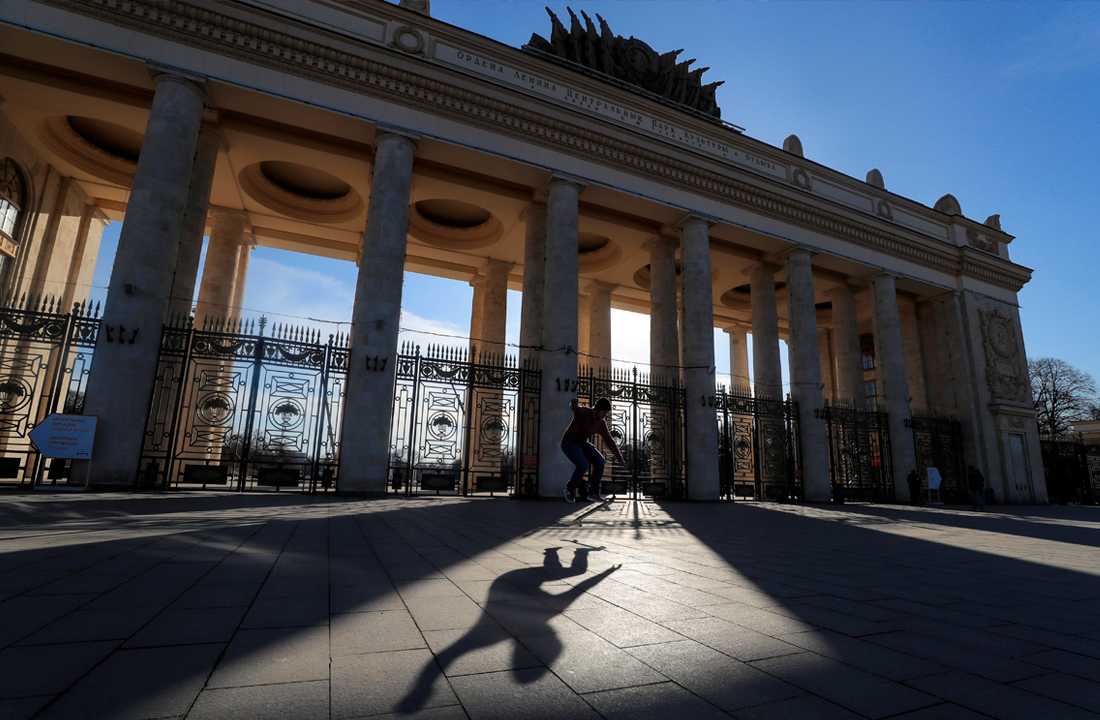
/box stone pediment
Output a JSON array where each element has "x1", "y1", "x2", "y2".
[{"x1": 526, "y1": 7, "x2": 723, "y2": 119}]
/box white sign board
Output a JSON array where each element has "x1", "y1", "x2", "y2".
[
  {"x1": 29, "y1": 414, "x2": 97, "y2": 459},
  {"x1": 926, "y1": 467, "x2": 942, "y2": 490}
]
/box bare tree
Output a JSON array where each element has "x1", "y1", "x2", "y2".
[{"x1": 1028, "y1": 357, "x2": 1099, "y2": 437}]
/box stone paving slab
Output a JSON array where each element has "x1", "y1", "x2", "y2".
[{"x1": 2, "y1": 492, "x2": 1100, "y2": 719}]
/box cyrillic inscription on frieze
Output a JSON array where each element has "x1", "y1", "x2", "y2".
[{"x1": 435, "y1": 45, "x2": 787, "y2": 180}]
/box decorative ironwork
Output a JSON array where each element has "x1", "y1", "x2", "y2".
[
  {"x1": 716, "y1": 386, "x2": 800, "y2": 501},
  {"x1": 0, "y1": 295, "x2": 98, "y2": 485},
  {"x1": 1040, "y1": 438, "x2": 1100, "y2": 505},
  {"x1": 576, "y1": 364, "x2": 686, "y2": 500},
  {"x1": 140, "y1": 315, "x2": 345, "y2": 491},
  {"x1": 389, "y1": 344, "x2": 539, "y2": 497},
  {"x1": 822, "y1": 400, "x2": 892, "y2": 503},
  {"x1": 907, "y1": 412, "x2": 965, "y2": 502}
]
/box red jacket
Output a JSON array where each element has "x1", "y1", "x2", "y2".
[{"x1": 560, "y1": 400, "x2": 625, "y2": 464}]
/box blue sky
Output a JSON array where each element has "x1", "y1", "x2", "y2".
[{"x1": 91, "y1": 1, "x2": 1100, "y2": 389}]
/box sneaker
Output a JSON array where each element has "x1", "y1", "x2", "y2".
[
  {"x1": 589, "y1": 494, "x2": 606, "y2": 503},
  {"x1": 564, "y1": 488, "x2": 575, "y2": 503}
]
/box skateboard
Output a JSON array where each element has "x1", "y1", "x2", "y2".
[{"x1": 569, "y1": 497, "x2": 614, "y2": 526}]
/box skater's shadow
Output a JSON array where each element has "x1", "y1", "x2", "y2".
[{"x1": 397, "y1": 547, "x2": 619, "y2": 713}]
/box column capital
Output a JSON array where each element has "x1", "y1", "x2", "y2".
[
  {"x1": 776, "y1": 244, "x2": 817, "y2": 262},
  {"x1": 863, "y1": 270, "x2": 898, "y2": 285},
  {"x1": 481, "y1": 258, "x2": 514, "y2": 275},
  {"x1": 375, "y1": 124, "x2": 421, "y2": 150},
  {"x1": 743, "y1": 261, "x2": 782, "y2": 279},
  {"x1": 520, "y1": 201, "x2": 547, "y2": 222},
  {"x1": 146, "y1": 61, "x2": 210, "y2": 103},
  {"x1": 825, "y1": 282, "x2": 863, "y2": 300},
  {"x1": 584, "y1": 280, "x2": 616, "y2": 296},
  {"x1": 675, "y1": 212, "x2": 717, "y2": 231},
  {"x1": 469, "y1": 273, "x2": 485, "y2": 289},
  {"x1": 208, "y1": 205, "x2": 251, "y2": 229},
  {"x1": 542, "y1": 172, "x2": 588, "y2": 196},
  {"x1": 723, "y1": 321, "x2": 750, "y2": 334},
  {"x1": 643, "y1": 235, "x2": 680, "y2": 252}
]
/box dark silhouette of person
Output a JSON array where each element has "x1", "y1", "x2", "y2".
[
  {"x1": 397, "y1": 547, "x2": 620, "y2": 713},
  {"x1": 907, "y1": 469, "x2": 922, "y2": 506}
]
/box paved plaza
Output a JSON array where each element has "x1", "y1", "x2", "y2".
[{"x1": 1, "y1": 491, "x2": 1099, "y2": 720}]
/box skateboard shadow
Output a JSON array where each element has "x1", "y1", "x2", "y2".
[{"x1": 397, "y1": 547, "x2": 620, "y2": 713}]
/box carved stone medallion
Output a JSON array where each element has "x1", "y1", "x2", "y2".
[{"x1": 978, "y1": 309, "x2": 1028, "y2": 402}]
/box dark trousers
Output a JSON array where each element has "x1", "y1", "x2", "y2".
[{"x1": 562, "y1": 442, "x2": 606, "y2": 497}]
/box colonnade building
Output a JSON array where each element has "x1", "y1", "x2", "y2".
[{"x1": 0, "y1": 0, "x2": 1046, "y2": 503}]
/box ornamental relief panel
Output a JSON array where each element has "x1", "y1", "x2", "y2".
[
  {"x1": 978, "y1": 308, "x2": 1028, "y2": 402},
  {"x1": 967, "y1": 228, "x2": 998, "y2": 254}
]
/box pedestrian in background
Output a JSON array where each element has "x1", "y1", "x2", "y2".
[{"x1": 967, "y1": 465, "x2": 986, "y2": 511}]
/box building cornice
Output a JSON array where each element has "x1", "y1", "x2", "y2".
[{"x1": 32, "y1": 0, "x2": 1029, "y2": 291}]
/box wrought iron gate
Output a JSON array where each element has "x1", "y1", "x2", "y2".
[
  {"x1": 822, "y1": 400, "x2": 892, "y2": 502},
  {"x1": 140, "y1": 316, "x2": 347, "y2": 491},
  {"x1": 908, "y1": 413, "x2": 965, "y2": 502},
  {"x1": 717, "y1": 387, "x2": 801, "y2": 501},
  {"x1": 1040, "y1": 439, "x2": 1100, "y2": 505},
  {"x1": 388, "y1": 344, "x2": 539, "y2": 497},
  {"x1": 577, "y1": 365, "x2": 685, "y2": 500},
  {"x1": 0, "y1": 296, "x2": 98, "y2": 486}
]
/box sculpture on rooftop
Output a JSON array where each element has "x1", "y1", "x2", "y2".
[{"x1": 526, "y1": 7, "x2": 724, "y2": 119}]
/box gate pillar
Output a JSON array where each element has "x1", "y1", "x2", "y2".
[
  {"x1": 75, "y1": 65, "x2": 208, "y2": 488},
  {"x1": 648, "y1": 236, "x2": 680, "y2": 384},
  {"x1": 537, "y1": 174, "x2": 585, "y2": 497},
  {"x1": 168, "y1": 124, "x2": 224, "y2": 320},
  {"x1": 825, "y1": 284, "x2": 866, "y2": 405},
  {"x1": 744, "y1": 262, "x2": 783, "y2": 399},
  {"x1": 340, "y1": 127, "x2": 418, "y2": 493},
  {"x1": 783, "y1": 246, "x2": 830, "y2": 501},
  {"x1": 679, "y1": 214, "x2": 720, "y2": 500},
  {"x1": 869, "y1": 272, "x2": 917, "y2": 498}
]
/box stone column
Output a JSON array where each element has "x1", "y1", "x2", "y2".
[
  {"x1": 818, "y1": 326, "x2": 836, "y2": 402},
  {"x1": 481, "y1": 259, "x2": 512, "y2": 361},
  {"x1": 518, "y1": 203, "x2": 546, "y2": 367},
  {"x1": 724, "y1": 323, "x2": 750, "y2": 392},
  {"x1": 745, "y1": 262, "x2": 783, "y2": 399},
  {"x1": 679, "y1": 214, "x2": 720, "y2": 501},
  {"x1": 194, "y1": 207, "x2": 248, "y2": 327},
  {"x1": 475, "y1": 259, "x2": 512, "y2": 486},
  {"x1": 75, "y1": 66, "x2": 208, "y2": 488},
  {"x1": 826, "y1": 283, "x2": 866, "y2": 405},
  {"x1": 869, "y1": 272, "x2": 917, "y2": 499},
  {"x1": 783, "y1": 247, "x2": 829, "y2": 501},
  {"x1": 339, "y1": 128, "x2": 418, "y2": 494},
  {"x1": 649, "y1": 237, "x2": 679, "y2": 384},
  {"x1": 577, "y1": 292, "x2": 591, "y2": 368},
  {"x1": 229, "y1": 234, "x2": 254, "y2": 321},
  {"x1": 60, "y1": 204, "x2": 108, "y2": 312},
  {"x1": 898, "y1": 298, "x2": 928, "y2": 410},
  {"x1": 537, "y1": 174, "x2": 585, "y2": 497},
  {"x1": 587, "y1": 281, "x2": 614, "y2": 375},
  {"x1": 468, "y1": 274, "x2": 485, "y2": 358},
  {"x1": 168, "y1": 124, "x2": 224, "y2": 321}
]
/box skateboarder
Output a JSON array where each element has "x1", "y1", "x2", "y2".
[{"x1": 562, "y1": 397, "x2": 626, "y2": 503}]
